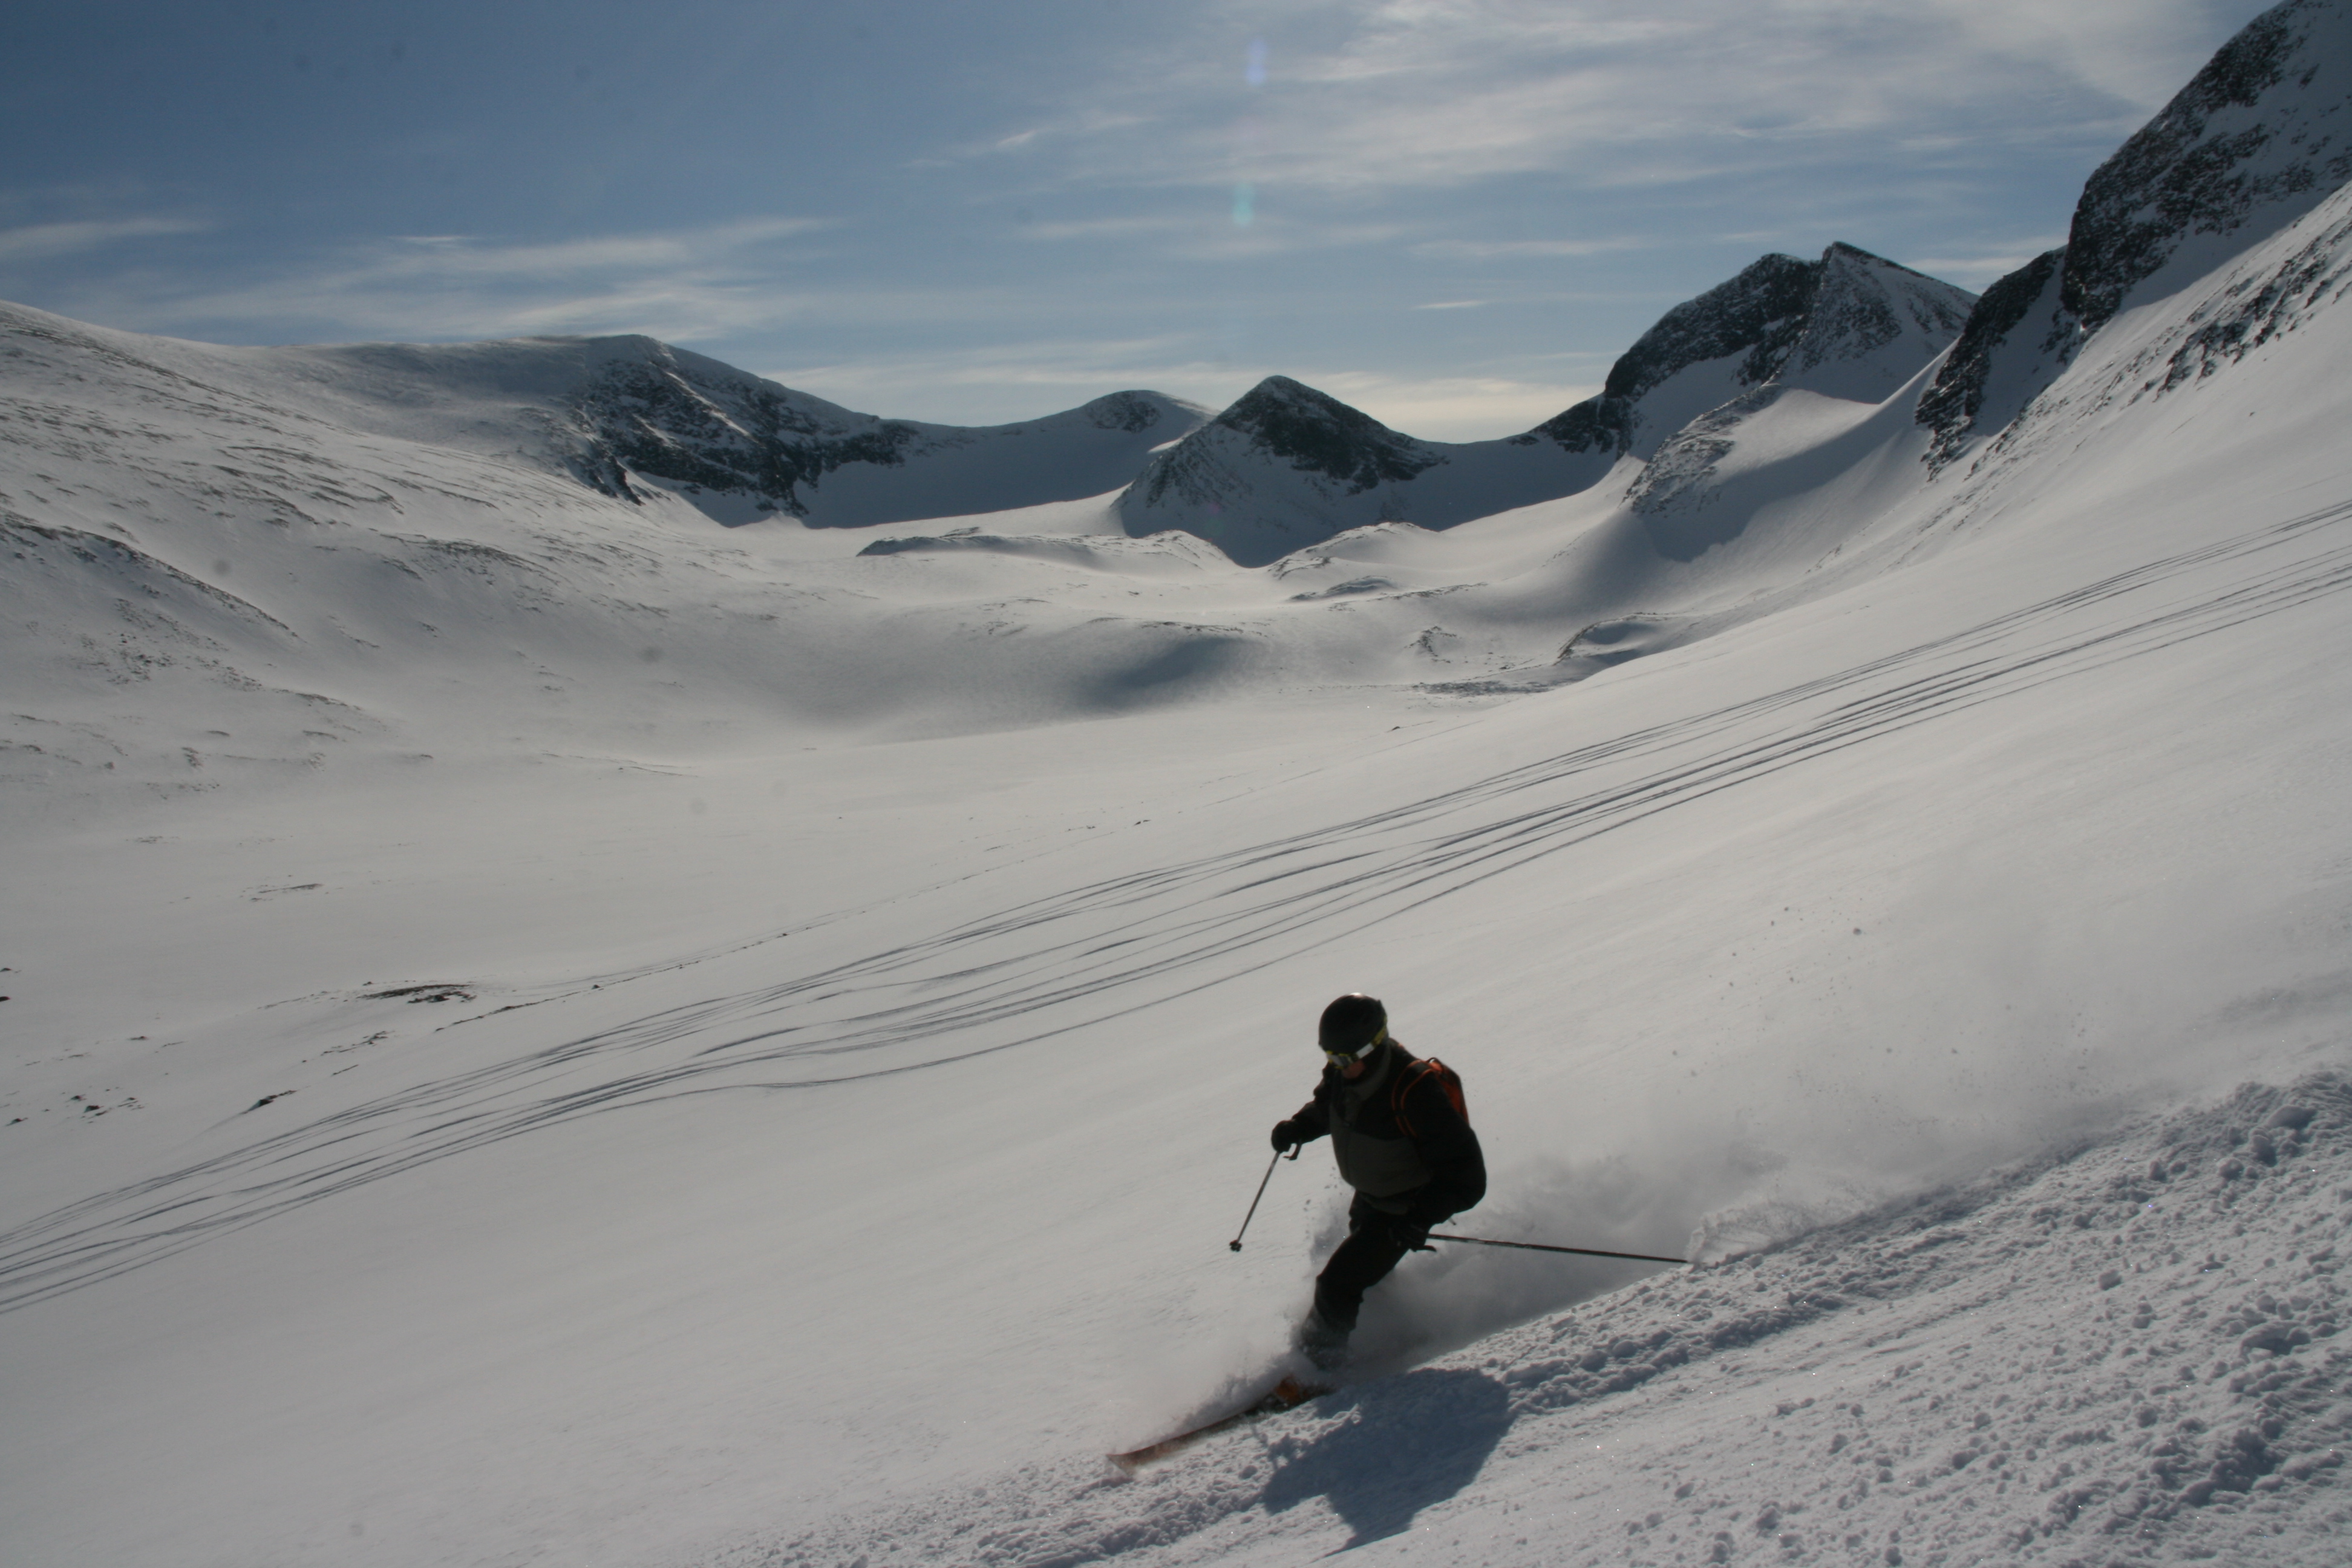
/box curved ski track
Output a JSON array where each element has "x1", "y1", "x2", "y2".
[{"x1": 5, "y1": 498, "x2": 2350, "y2": 1311}]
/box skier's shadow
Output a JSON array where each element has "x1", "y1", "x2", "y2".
[{"x1": 1256, "y1": 1367, "x2": 1512, "y2": 1549}]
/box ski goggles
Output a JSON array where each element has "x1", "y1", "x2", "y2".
[{"x1": 1322, "y1": 1026, "x2": 1388, "y2": 1067}]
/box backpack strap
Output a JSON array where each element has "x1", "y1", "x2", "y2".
[{"x1": 1392, "y1": 1057, "x2": 1468, "y2": 1140}]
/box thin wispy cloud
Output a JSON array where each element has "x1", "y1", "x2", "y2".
[
  {"x1": 54, "y1": 218, "x2": 843, "y2": 345},
  {"x1": 0, "y1": 216, "x2": 209, "y2": 263},
  {"x1": 1042, "y1": 0, "x2": 2246, "y2": 197},
  {"x1": 1013, "y1": 214, "x2": 1201, "y2": 243},
  {"x1": 368, "y1": 218, "x2": 838, "y2": 280},
  {"x1": 1411, "y1": 237, "x2": 1650, "y2": 261},
  {"x1": 1943, "y1": 0, "x2": 2256, "y2": 106}
]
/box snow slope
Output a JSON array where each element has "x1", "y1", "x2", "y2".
[
  {"x1": 4, "y1": 7, "x2": 2352, "y2": 1568},
  {"x1": 745, "y1": 1076, "x2": 2352, "y2": 1567}
]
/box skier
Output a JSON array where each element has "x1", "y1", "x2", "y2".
[{"x1": 1269, "y1": 993, "x2": 1485, "y2": 1370}]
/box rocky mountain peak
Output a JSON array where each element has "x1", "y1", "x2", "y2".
[
  {"x1": 1918, "y1": 0, "x2": 2351, "y2": 469},
  {"x1": 1115, "y1": 370, "x2": 1624, "y2": 566},
  {"x1": 1080, "y1": 390, "x2": 1187, "y2": 433},
  {"x1": 1910, "y1": 249, "x2": 2069, "y2": 467},
  {"x1": 2063, "y1": 0, "x2": 2350, "y2": 335},
  {"x1": 1786, "y1": 244, "x2": 1978, "y2": 391},
  {"x1": 1604, "y1": 251, "x2": 1823, "y2": 407},
  {"x1": 572, "y1": 347, "x2": 913, "y2": 514},
  {"x1": 1160, "y1": 375, "x2": 1444, "y2": 501},
  {"x1": 554, "y1": 342, "x2": 1204, "y2": 523},
  {"x1": 1524, "y1": 243, "x2": 1973, "y2": 460}
]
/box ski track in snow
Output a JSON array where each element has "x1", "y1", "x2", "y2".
[
  {"x1": 715, "y1": 1076, "x2": 2352, "y2": 1568},
  {"x1": 5, "y1": 497, "x2": 2350, "y2": 1315}
]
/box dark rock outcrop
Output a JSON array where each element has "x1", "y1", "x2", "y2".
[
  {"x1": 567, "y1": 344, "x2": 1206, "y2": 523},
  {"x1": 1526, "y1": 244, "x2": 1973, "y2": 462},
  {"x1": 1911, "y1": 248, "x2": 2068, "y2": 468},
  {"x1": 573, "y1": 348, "x2": 920, "y2": 513},
  {"x1": 1134, "y1": 376, "x2": 1443, "y2": 508},
  {"x1": 2063, "y1": 0, "x2": 2343, "y2": 334},
  {"x1": 1521, "y1": 253, "x2": 1822, "y2": 459},
  {"x1": 1919, "y1": 0, "x2": 2351, "y2": 469}
]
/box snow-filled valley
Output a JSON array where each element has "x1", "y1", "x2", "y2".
[{"x1": 7, "y1": 5, "x2": 2352, "y2": 1566}]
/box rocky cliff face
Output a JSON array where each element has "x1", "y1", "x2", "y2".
[
  {"x1": 2064, "y1": 0, "x2": 2350, "y2": 333},
  {"x1": 564, "y1": 342, "x2": 1207, "y2": 525},
  {"x1": 1910, "y1": 249, "x2": 2068, "y2": 467},
  {"x1": 1622, "y1": 247, "x2": 1981, "y2": 523},
  {"x1": 1521, "y1": 252, "x2": 1821, "y2": 460},
  {"x1": 1919, "y1": 0, "x2": 2352, "y2": 470},
  {"x1": 1779, "y1": 244, "x2": 1981, "y2": 400},
  {"x1": 1526, "y1": 243, "x2": 1973, "y2": 465},
  {"x1": 1129, "y1": 376, "x2": 1444, "y2": 516},
  {"x1": 565, "y1": 343, "x2": 916, "y2": 512}
]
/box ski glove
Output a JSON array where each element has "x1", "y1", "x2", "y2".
[{"x1": 1270, "y1": 1118, "x2": 1306, "y2": 1153}]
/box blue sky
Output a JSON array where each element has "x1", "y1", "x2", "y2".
[{"x1": 0, "y1": 1, "x2": 2276, "y2": 439}]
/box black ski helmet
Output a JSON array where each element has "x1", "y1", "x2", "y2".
[{"x1": 1318, "y1": 993, "x2": 1388, "y2": 1056}]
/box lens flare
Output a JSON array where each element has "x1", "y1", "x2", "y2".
[
  {"x1": 1232, "y1": 181, "x2": 1255, "y2": 227},
  {"x1": 1245, "y1": 38, "x2": 1267, "y2": 87}
]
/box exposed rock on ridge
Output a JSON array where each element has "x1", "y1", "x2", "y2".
[
  {"x1": 567, "y1": 342, "x2": 918, "y2": 511},
  {"x1": 1919, "y1": 0, "x2": 2352, "y2": 471},
  {"x1": 1526, "y1": 243, "x2": 1974, "y2": 464},
  {"x1": 2158, "y1": 187, "x2": 2352, "y2": 389},
  {"x1": 1626, "y1": 245, "x2": 1979, "y2": 518},
  {"x1": 1132, "y1": 376, "x2": 1443, "y2": 511},
  {"x1": 2063, "y1": 0, "x2": 2348, "y2": 334},
  {"x1": 1116, "y1": 375, "x2": 1613, "y2": 567},
  {"x1": 1912, "y1": 249, "x2": 2068, "y2": 461},
  {"x1": 1121, "y1": 245, "x2": 1972, "y2": 566},
  {"x1": 1520, "y1": 253, "x2": 1821, "y2": 459},
  {"x1": 565, "y1": 342, "x2": 1206, "y2": 525}
]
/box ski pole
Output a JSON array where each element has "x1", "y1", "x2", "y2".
[
  {"x1": 1428, "y1": 1232, "x2": 1687, "y2": 1266},
  {"x1": 1228, "y1": 1146, "x2": 1299, "y2": 1252}
]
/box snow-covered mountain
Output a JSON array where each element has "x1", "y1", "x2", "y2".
[
  {"x1": 1116, "y1": 243, "x2": 1973, "y2": 567},
  {"x1": 3, "y1": 6, "x2": 2351, "y2": 1568},
  {"x1": 557, "y1": 346, "x2": 1210, "y2": 528},
  {"x1": 1111, "y1": 375, "x2": 1621, "y2": 567},
  {"x1": 1538, "y1": 241, "x2": 1977, "y2": 465},
  {"x1": 0, "y1": 306, "x2": 1210, "y2": 529},
  {"x1": 1919, "y1": 0, "x2": 2351, "y2": 472},
  {"x1": 1617, "y1": 245, "x2": 1978, "y2": 517}
]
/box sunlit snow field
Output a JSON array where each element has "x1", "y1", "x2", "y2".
[{"x1": 7, "y1": 93, "x2": 2352, "y2": 1568}]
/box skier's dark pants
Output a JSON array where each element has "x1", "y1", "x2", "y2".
[{"x1": 1312, "y1": 1193, "x2": 1417, "y2": 1330}]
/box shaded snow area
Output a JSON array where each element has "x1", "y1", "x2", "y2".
[
  {"x1": 4, "y1": 8, "x2": 2352, "y2": 1567},
  {"x1": 737, "y1": 1077, "x2": 2352, "y2": 1568}
]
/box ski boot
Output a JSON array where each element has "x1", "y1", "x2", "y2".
[{"x1": 1296, "y1": 1305, "x2": 1352, "y2": 1373}]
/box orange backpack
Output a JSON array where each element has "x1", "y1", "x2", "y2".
[{"x1": 1391, "y1": 1057, "x2": 1468, "y2": 1138}]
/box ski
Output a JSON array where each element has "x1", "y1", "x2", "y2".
[{"x1": 1108, "y1": 1373, "x2": 1333, "y2": 1473}]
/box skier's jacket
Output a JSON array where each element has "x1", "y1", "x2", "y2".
[{"x1": 1285, "y1": 1040, "x2": 1486, "y2": 1223}]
